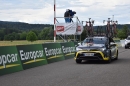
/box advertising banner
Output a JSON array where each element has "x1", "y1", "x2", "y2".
[
  {"x1": 0, "y1": 46, "x2": 23, "y2": 76},
  {"x1": 60, "y1": 42, "x2": 76, "y2": 59},
  {"x1": 56, "y1": 23, "x2": 83, "y2": 35},
  {"x1": 42, "y1": 43, "x2": 64, "y2": 63},
  {"x1": 17, "y1": 44, "x2": 47, "y2": 70},
  {"x1": 76, "y1": 23, "x2": 84, "y2": 35}
]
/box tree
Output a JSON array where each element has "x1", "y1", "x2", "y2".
[
  {"x1": 0, "y1": 30, "x2": 4, "y2": 40},
  {"x1": 4, "y1": 34, "x2": 15, "y2": 42},
  {"x1": 39, "y1": 27, "x2": 53, "y2": 40},
  {"x1": 20, "y1": 32, "x2": 27, "y2": 40},
  {"x1": 31, "y1": 30, "x2": 40, "y2": 37},
  {"x1": 15, "y1": 33, "x2": 20, "y2": 40},
  {"x1": 81, "y1": 28, "x2": 87, "y2": 40},
  {"x1": 122, "y1": 25, "x2": 128, "y2": 37},
  {"x1": 117, "y1": 25, "x2": 129, "y2": 39},
  {"x1": 117, "y1": 29, "x2": 124, "y2": 39},
  {"x1": 26, "y1": 31, "x2": 37, "y2": 42},
  {"x1": 47, "y1": 27, "x2": 53, "y2": 40}
]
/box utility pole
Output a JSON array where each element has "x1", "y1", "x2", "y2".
[
  {"x1": 113, "y1": 15, "x2": 114, "y2": 21},
  {"x1": 54, "y1": 0, "x2": 56, "y2": 42}
]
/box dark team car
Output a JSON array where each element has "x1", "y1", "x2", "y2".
[{"x1": 74, "y1": 36, "x2": 118, "y2": 63}]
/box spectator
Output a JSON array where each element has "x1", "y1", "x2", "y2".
[
  {"x1": 64, "y1": 9, "x2": 70, "y2": 23},
  {"x1": 69, "y1": 10, "x2": 76, "y2": 22}
]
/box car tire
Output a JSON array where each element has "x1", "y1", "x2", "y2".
[
  {"x1": 114, "y1": 50, "x2": 118, "y2": 60},
  {"x1": 125, "y1": 45, "x2": 128, "y2": 49},
  {"x1": 76, "y1": 59, "x2": 82, "y2": 64}
]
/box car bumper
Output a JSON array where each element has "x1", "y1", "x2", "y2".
[{"x1": 74, "y1": 51, "x2": 109, "y2": 61}]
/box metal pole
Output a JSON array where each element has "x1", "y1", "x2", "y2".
[
  {"x1": 113, "y1": 15, "x2": 114, "y2": 21},
  {"x1": 75, "y1": 17, "x2": 78, "y2": 41},
  {"x1": 54, "y1": 0, "x2": 56, "y2": 42},
  {"x1": 74, "y1": 35, "x2": 75, "y2": 41}
]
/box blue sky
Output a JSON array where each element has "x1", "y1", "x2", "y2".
[{"x1": 0, "y1": 0, "x2": 130, "y2": 25}]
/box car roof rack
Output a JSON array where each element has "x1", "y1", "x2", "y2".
[{"x1": 83, "y1": 18, "x2": 118, "y2": 39}]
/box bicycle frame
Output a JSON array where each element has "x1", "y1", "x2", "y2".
[
  {"x1": 83, "y1": 18, "x2": 94, "y2": 37},
  {"x1": 112, "y1": 21, "x2": 118, "y2": 35},
  {"x1": 104, "y1": 18, "x2": 112, "y2": 37}
]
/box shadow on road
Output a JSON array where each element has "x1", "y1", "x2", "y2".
[
  {"x1": 78, "y1": 58, "x2": 130, "y2": 64},
  {"x1": 79, "y1": 60, "x2": 114, "y2": 64}
]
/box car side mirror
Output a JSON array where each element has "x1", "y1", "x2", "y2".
[
  {"x1": 110, "y1": 42, "x2": 116, "y2": 46},
  {"x1": 78, "y1": 42, "x2": 82, "y2": 46},
  {"x1": 110, "y1": 42, "x2": 114, "y2": 45}
]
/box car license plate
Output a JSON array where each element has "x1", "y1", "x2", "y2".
[{"x1": 84, "y1": 53, "x2": 94, "y2": 56}]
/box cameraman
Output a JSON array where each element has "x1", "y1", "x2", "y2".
[
  {"x1": 69, "y1": 10, "x2": 76, "y2": 22},
  {"x1": 64, "y1": 9, "x2": 70, "y2": 23}
]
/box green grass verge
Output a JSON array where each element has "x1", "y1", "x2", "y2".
[{"x1": 0, "y1": 40, "x2": 63, "y2": 46}]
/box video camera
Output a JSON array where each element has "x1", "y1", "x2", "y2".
[
  {"x1": 68, "y1": 9, "x2": 76, "y2": 15},
  {"x1": 72, "y1": 11, "x2": 76, "y2": 14}
]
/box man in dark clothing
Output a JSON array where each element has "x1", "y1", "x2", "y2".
[
  {"x1": 69, "y1": 10, "x2": 76, "y2": 22},
  {"x1": 64, "y1": 9, "x2": 70, "y2": 23}
]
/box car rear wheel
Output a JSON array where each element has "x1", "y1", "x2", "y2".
[{"x1": 76, "y1": 59, "x2": 82, "y2": 64}]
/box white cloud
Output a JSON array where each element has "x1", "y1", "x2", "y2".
[
  {"x1": 0, "y1": 0, "x2": 130, "y2": 25},
  {"x1": 0, "y1": 1, "x2": 54, "y2": 24}
]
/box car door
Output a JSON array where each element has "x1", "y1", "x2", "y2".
[{"x1": 110, "y1": 42, "x2": 116, "y2": 57}]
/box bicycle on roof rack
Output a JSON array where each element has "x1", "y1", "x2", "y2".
[
  {"x1": 111, "y1": 20, "x2": 118, "y2": 37},
  {"x1": 103, "y1": 18, "x2": 118, "y2": 38},
  {"x1": 103, "y1": 18, "x2": 111, "y2": 37},
  {"x1": 82, "y1": 18, "x2": 94, "y2": 37}
]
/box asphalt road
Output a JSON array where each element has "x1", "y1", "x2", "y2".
[{"x1": 0, "y1": 47, "x2": 130, "y2": 86}]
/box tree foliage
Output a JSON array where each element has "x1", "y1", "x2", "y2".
[
  {"x1": 20, "y1": 32, "x2": 27, "y2": 40},
  {"x1": 117, "y1": 25, "x2": 129, "y2": 39},
  {"x1": 1, "y1": 20, "x2": 130, "y2": 41},
  {"x1": 26, "y1": 31, "x2": 37, "y2": 42},
  {"x1": 0, "y1": 21, "x2": 53, "y2": 31},
  {"x1": 4, "y1": 34, "x2": 15, "y2": 42},
  {"x1": 39, "y1": 27, "x2": 53, "y2": 40},
  {"x1": 81, "y1": 28, "x2": 87, "y2": 40}
]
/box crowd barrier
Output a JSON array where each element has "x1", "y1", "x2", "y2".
[
  {"x1": 0, "y1": 41, "x2": 121, "y2": 76},
  {"x1": 0, "y1": 42, "x2": 78, "y2": 76}
]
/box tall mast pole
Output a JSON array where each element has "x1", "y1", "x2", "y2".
[
  {"x1": 113, "y1": 15, "x2": 114, "y2": 21},
  {"x1": 54, "y1": 0, "x2": 56, "y2": 42}
]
